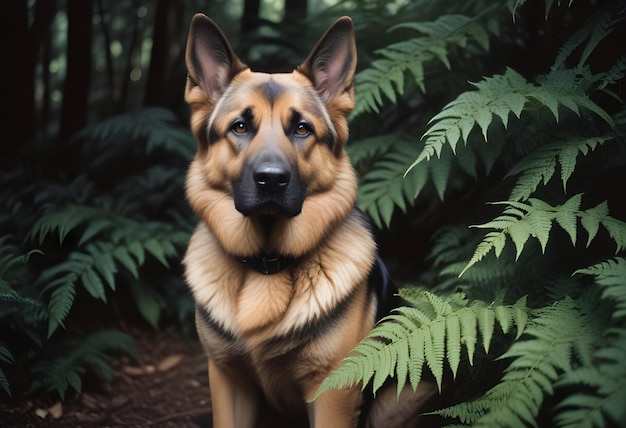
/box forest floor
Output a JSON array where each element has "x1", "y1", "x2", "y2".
[{"x1": 1, "y1": 328, "x2": 213, "y2": 427}]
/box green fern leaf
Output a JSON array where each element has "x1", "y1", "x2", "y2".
[
  {"x1": 313, "y1": 291, "x2": 527, "y2": 399},
  {"x1": 27, "y1": 206, "x2": 98, "y2": 245},
  {"x1": 576, "y1": 257, "x2": 626, "y2": 320},
  {"x1": 358, "y1": 144, "x2": 425, "y2": 228},
  {"x1": 30, "y1": 330, "x2": 137, "y2": 399},
  {"x1": 552, "y1": 4, "x2": 625, "y2": 71},
  {"x1": 430, "y1": 148, "x2": 453, "y2": 201},
  {"x1": 434, "y1": 297, "x2": 597, "y2": 426},
  {"x1": 461, "y1": 196, "x2": 626, "y2": 275},
  {"x1": 80, "y1": 267, "x2": 106, "y2": 302},
  {"x1": 409, "y1": 67, "x2": 614, "y2": 172},
  {"x1": 425, "y1": 318, "x2": 446, "y2": 390},
  {"x1": 0, "y1": 345, "x2": 13, "y2": 396},
  {"x1": 0, "y1": 368, "x2": 10, "y2": 397},
  {"x1": 555, "y1": 336, "x2": 626, "y2": 428},
  {"x1": 111, "y1": 246, "x2": 139, "y2": 279},
  {"x1": 446, "y1": 314, "x2": 462, "y2": 378},
  {"x1": 458, "y1": 307, "x2": 478, "y2": 366},
  {"x1": 346, "y1": 133, "x2": 405, "y2": 166},
  {"x1": 476, "y1": 304, "x2": 496, "y2": 353},
  {"x1": 77, "y1": 107, "x2": 195, "y2": 161},
  {"x1": 129, "y1": 281, "x2": 162, "y2": 328},
  {"x1": 352, "y1": 14, "x2": 495, "y2": 117},
  {"x1": 46, "y1": 279, "x2": 76, "y2": 337},
  {"x1": 508, "y1": 134, "x2": 610, "y2": 201}
]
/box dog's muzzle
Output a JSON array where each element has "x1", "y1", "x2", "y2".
[{"x1": 233, "y1": 150, "x2": 306, "y2": 218}]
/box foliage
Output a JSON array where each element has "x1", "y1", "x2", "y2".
[
  {"x1": 314, "y1": 290, "x2": 527, "y2": 398},
  {"x1": 352, "y1": 12, "x2": 498, "y2": 117},
  {"x1": 29, "y1": 331, "x2": 139, "y2": 399},
  {"x1": 317, "y1": 1, "x2": 626, "y2": 427},
  {"x1": 0, "y1": 107, "x2": 196, "y2": 399},
  {"x1": 462, "y1": 195, "x2": 626, "y2": 275}
]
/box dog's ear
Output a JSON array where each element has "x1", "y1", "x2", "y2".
[
  {"x1": 298, "y1": 17, "x2": 357, "y2": 106},
  {"x1": 185, "y1": 14, "x2": 247, "y2": 99}
]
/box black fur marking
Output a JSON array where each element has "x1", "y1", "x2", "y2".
[
  {"x1": 196, "y1": 304, "x2": 236, "y2": 343},
  {"x1": 258, "y1": 79, "x2": 286, "y2": 105},
  {"x1": 261, "y1": 286, "x2": 359, "y2": 353},
  {"x1": 207, "y1": 123, "x2": 221, "y2": 145},
  {"x1": 351, "y1": 207, "x2": 399, "y2": 320}
]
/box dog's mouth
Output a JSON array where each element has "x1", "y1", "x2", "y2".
[{"x1": 233, "y1": 186, "x2": 305, "y2": 218}]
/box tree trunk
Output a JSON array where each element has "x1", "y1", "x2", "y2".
[
  {"x1": 96, "y1": 0, "x2": 115, "y2": 107},
  {"x1": 58, "y1": 0, "x2": 93, "y2": 153},
  {"x1": 0, "y1": 0, "x2": 56, "y2": 169},
  {"x1": 284, "y1": 0, "x2": 307, "y2": 23},
  {"x1": 144, "y1": 0, "x2": 169, "y2": 106},
  {"x1": 118, "y1": 8, "x2": 141, "y2": 112},
  {"x1": 241, "y1": 0, "x2": 261, "y2": 33}
]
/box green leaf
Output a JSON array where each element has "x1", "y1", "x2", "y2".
[{"x1": 47, "y1": 280, "x2": 76, "y2": 337}]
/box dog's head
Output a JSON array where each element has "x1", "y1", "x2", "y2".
[{"x1": 184, "y1": 15, "x2": 358, "y2": 258}]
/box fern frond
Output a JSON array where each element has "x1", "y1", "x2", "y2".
[
  {"x1": 312, "y1": 290, "x2": 527, "y2": 400},
  {"x1": 409, "y1": 67, "x2": 614, "y2": 171},
  {"x1": 552, "y1": 4, "x2": 625, "y2": 71},
  {"x1": 27, "y1": 206, "x2": 103, "y2": 246},
  {"x1": 346, "y1": 133, "x2": 408, "y2": 167},
  {"x1": 555, "y1": 336, "x2": 626, "y2": 428},
  {"x1": 32, "y1": 205, "x2": 189, "y2": 335},
  {"x1": 357, "y1": 143, "x2": 425, "y2": 228},
  {"x1": 352, "y1": 14, "x2": 495, "y2": 117},
  {"x1": 576, "y1": 257, "x2": 626, "y2": 320},
  {"x1": 432, "y1": 297, "x2": 599, "y2": 426},
  {"x1": 547, "y1": 258, "x2": 626, "y2": 426},
  {"x1": 595, "y1": 56, "x2": 626, "y2": 92},
  {"x1": 0, "y1": 345, "x2": 14, "y2": 396},
  {"x1": 507, "y1": 134, "x2": 612, "y2": 201},
  {"x1": 29, "y1": 330, "x2": 137, "y2": 399},
  {"x1": 77, "y1": 107, "x2": 196, "y2": 162},
  {"x1": 461, "y1": 196, "x2": 626, "y2": 275}
]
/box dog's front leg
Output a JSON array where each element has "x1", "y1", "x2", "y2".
[
  {"x1": 307, "y1": 387, "x2": 361, "y2": 428},
  {"x1": 208, "y1": 359, "x2": 259, "y2": 428}
]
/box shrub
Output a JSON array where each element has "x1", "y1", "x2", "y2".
[{"x1": 316, "y1": 1, "x2": 626, "y2": 426}]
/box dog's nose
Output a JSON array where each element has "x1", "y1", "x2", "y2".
[{"x1": 253, "y1": 162, "x2": 290, "y2": 193}]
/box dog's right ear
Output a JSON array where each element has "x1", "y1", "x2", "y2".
[{"x1": 185, "y1": 14, "x2": 247, "y2": 100}]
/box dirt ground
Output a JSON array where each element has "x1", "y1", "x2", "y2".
[{"x1": 1, "y1": 330, "x2": 213, "y2": 427}]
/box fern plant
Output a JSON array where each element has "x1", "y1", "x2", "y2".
[
  {"x1": 315, "y1": 290, "x2": 527, "y2": 398},
  {"x1": 29, "y1": 330, "x2": 139, "y2": 399},
  {"x1": 28, "y1": 205, "x2": 190, "y2": 336},
  {"x1": 461, "y1": 195, "x2": 626, "y2": 275},
  {"x1": 320, "y1": 1, "x2": 626, "y2": 426},
  {"x1": 352, "y1": 12, "x2": 498, "y2": 117},
  {"x1": 0, "y1": 107, "x2": 196, "y2": 399},
  {"x1": 0, "y1": 236, "x2": 45, "y2": 397}
]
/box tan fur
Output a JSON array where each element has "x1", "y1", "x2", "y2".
[{"x1": 183, "y1": 14, "x2": 431, "y2": 428}]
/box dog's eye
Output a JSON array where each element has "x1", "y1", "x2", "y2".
[
  {"x1": 294, "y1": 122, "x2": 311, "y2": 137},
  {"x1": 232, "y1": 120, "x2": 247, "y2": 135}
]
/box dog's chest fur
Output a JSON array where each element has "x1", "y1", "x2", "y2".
[
  {"x1": 184, "y1": 210, "x2": 377, "y2": 409},
  {"x1": 185, "y1": 210, "x2": 376, "y2": 340}
]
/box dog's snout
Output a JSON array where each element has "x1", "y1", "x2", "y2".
[{"x1": 252, "y1": 154, "x2": 291, "y2": 193}]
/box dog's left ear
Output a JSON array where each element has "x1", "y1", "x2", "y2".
[{"x1": 298, "y1": 17, "x2": 357, "y2": 108}]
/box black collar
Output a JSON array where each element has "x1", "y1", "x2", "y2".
[{"x1": 239, "y1": 254, "x2": 295, "y2": 275}]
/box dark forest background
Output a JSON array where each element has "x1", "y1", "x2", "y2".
[{"x1": 1, "y1": 1, "x2": 625, "y2": 426}]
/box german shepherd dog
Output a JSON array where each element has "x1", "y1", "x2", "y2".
[{"x1": 183, "y1": 14, "x2": 432, "y2": 428}]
